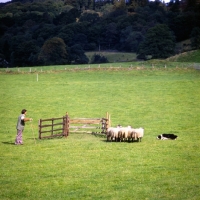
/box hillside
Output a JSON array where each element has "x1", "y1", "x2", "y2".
[{"x1": 166, "y1": 50, "x2": 200, "y2": 63}]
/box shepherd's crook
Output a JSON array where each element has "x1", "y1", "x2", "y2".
[{"x1": 31, "y1": 122, "x2": 36, "y2": 144}]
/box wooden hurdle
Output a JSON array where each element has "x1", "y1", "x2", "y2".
[
  {"x1": 38, "y1": 115, "x2": 69, "y2": 139},
  {"x1": 66, "y1": 112, "x2": 111, "y2": 134},
  {"x1": 38, "y1": 112, "x2": 110, "y2": 139}
]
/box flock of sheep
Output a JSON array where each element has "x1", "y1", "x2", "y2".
[{"x1": 106, "y1": 125, "x2": 144, "y2": 142}]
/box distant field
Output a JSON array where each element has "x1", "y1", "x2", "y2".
[
  {"x1": 85, "y1": 51, "x2": 138, "y2": 63},
  {"x1": 85, "y1": 49, "x2": 200, "y2": 64},
  {"x1": 0, "y1": 66, "x2": 200, "y2": 199}
]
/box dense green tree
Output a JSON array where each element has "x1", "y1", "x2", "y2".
[
  {"x1": 138, "y1": 24, "x2": 175, "y2": 59},
  {"x1": 90, "y1": 53, "x2": 108, "y2": 64},
  {"x1": 2, "y1": 40, "x2": 11, "y2": 62},
  {"x1": 135, "y1": 1, "x2": 167, "y2": 24},
  {"x1": 168, "y1": 11, "x2": 200, "y2": 42},
  {"x1": 71, "y1": 0, "x2": 94, "y2": 10},
  {"x1": 53, "y1": 8, "x2": 80, "y2": 25},
  {"x1": 118, "y1": 26, "x2": 132, "y2": 50},
  {"x1": 0, "y1": 52, "x2": 9, "y2": 68},
  {"x1": 79, "y1": 12, "x2": 100, "y2": 24},
  {"x1": 11, "y1": 40, "x2": 39, "y2": 66},
  {"x1": 148, "y1": 10, "x2": 167, "y2": 24},
  {"x1": 127, "y1": 0, "x2": 149, "y2": 12},
  {"x1": 184, "y1": 0, "x2": 200, "y2": 11},
  {"x1": 69, "y1": 44, "x2": 89, "y2": 64},
  {"x1": 120, "y1": 29, "x2": 144, "y2": 52},
  {"x1": 116, "y1": 14, "x2": 139, "y2": 31},
  {"x1": 86, "y1": 23, "x2": 102, "y2": 43},
  {"x1": 113, "y1": 0, "x2": 126, "y2": 10},
  {"x1": 64, "y1": 0, "x2": 77, "y2": 7},
  {"x1": 100, "y1": 3, "x2": 113, "y2": 17},
  {"x1": 72, "y1": 33, "x2": 88, "y2": 50},
  {"x1": 56, "y1": 31, "x2": 74, "y2": 46},
  {"x1": 190, "y1": 27, "x2": 200, "y2": 49},
  {"x1": 0, "y1": 16, "x2": 15, "y2": 30},
  {"x1": 168, "y1": 0, "x2": 180, "y2": 13},
  {"x1": 107, "y1": 8, "x2": 127, "y2": 19},
  {"x1": 63, "y1": 22, "x2": 89, "y2": 38},
  {"x1": 103, "y1": 22, "x2": 119, "y2": 49},
  {"x1": 38, "y1": 37, "x2": 69, "y2": 65},
  {"x1": 32, "y1": 24, "x2": 56, "y2": 41}
]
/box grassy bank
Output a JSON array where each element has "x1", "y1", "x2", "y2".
[
  {"x1": 166, "y1": 50, "x2": 200, "y2": 63},
  {"x1": 0, "y1": 67, "x2": 200, "y2": 199}
]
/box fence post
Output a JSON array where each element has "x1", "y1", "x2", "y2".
[
  {"x1": 106, "y1": 112, "x2": 110, "y2": 131},
  {"x1": 51, "y1": 119, "x2": 54, "y2": 136},
  {"x1": 108, "y1": 113, "x2": 111, "y2": 127},
  {"x1": 63, "y1": 116, "x2": 65, "y2": 136},
  {"x1": 64, "y1": 112, "x2": 69, "y2": 137},
  {"x1": 38, "y1": 119, "x2": 42, "y2": 139}
]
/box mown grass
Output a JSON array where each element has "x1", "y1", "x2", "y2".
[{"x1": 0, "y1": 66, "x2": 200, "y2": 200}]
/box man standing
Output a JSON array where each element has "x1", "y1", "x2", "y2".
[{"x1": 15, "y1": 109, "x2": 33, "y2": 145}]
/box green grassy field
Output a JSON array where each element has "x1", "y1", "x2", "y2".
[{"x1": 0, "y1": 66, "x2": 200, "y2": 199}]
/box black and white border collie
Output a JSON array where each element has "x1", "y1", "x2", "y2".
[{"x1": 157, "y1": 134, "x2": 178, "y2": 140}]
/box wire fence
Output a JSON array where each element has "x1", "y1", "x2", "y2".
[{"x1": 0, "y1": 61, "x2": 199, "y2": 73}]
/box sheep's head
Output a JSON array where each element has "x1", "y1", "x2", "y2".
[{"x1": 117, "y1": 124, "x2": 122, "y2": 128}]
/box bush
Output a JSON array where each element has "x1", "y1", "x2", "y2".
[{"x1": 90, "y1": 54, "x2": 109, "y2": 64}]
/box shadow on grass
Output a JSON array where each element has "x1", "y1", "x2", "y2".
[
  {"x1": 2, "y1": 141, "x2": 15, "y2": 145},
  {"x1": 92, "y1": 133, "x2": 108, "y2": 140},
  {"x1": 91, "y1": 132, "x2": 144, "y2": 143},
  {"x1": 92, "y1": 132, "x2": 106, "y2": 138}
]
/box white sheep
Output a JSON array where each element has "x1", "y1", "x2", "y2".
[
  {"x1": 106, "y1": 125, "x2": 121, "y2": 142},
  {"x1": 118, "y1": 126, "x2": 132, "y2": 142},
  {"x1": 130, "y1": 127, "x2": 144, "y2": 142}
]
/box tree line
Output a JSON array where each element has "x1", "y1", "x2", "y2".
[{"x1": 0, "y1": 0, "x2": 200, "y2": 67}]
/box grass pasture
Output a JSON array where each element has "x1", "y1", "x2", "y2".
[{"x1": 0, "y1": 66, "x2": 200, "y2": 199}]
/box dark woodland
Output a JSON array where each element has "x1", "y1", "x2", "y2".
[{"x1": 0, "y1": 0, "x2": 200, "y2": 67}]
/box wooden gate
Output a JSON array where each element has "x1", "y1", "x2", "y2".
[
  {"x1": 38, "y1": 115, "x2": 69, "y2": 139},
  {"x1": 68, "y1": 118, "x2": 108, "y2": 134},
  {"x1": 38, "y1": 112, "x2": 110, "y2": 139},
  {"x1": 66, "y1": 112, "x2": 110, "y2": 134}
]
